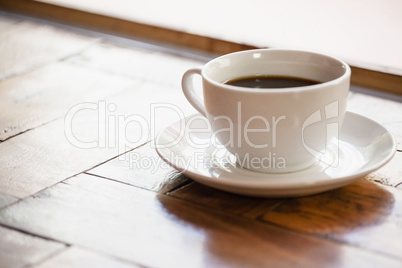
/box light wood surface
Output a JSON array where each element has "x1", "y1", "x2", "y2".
[
  {"x1": 0, "y1": 0, "x2": 401, "y2": 95},
  {"x1": 0, "y1": 12, "x2": 401, "y2": 268}
]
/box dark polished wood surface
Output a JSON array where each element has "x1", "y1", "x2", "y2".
[{"x1": 0, "y1": 12, "x2": 401, "y2": 268}]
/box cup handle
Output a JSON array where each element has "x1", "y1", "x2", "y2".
[{"x1": 181, "y1": 67, "x2": 206, "y2": 117}]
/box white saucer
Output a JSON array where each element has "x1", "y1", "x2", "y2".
[{"x1": 155, "y1": 112, "x2": 396, "y2": 197}]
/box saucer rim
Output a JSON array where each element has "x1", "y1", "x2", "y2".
[{"x1": 155, "y1": 111, "x2": 396, "y2": 196}]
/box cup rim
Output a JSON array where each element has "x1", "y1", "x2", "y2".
[{"x1": 202, "y1": 48, "x2": 351, "y2": 93}]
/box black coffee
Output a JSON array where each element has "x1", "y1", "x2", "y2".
[{"x1": 225, "y1": 75, "x2": 320, "y2": 88}]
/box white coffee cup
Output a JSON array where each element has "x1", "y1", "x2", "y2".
[{"x1": 182, "y1": 49, "x2": 351, "y2": 173}]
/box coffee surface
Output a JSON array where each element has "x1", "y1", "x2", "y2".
[{"x1": 225, "y1": 75, "x2": 320, "y2": 88}]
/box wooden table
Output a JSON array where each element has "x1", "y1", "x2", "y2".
[{"x1": 0, "y1": 11, "x2": 401, "y2": 268}]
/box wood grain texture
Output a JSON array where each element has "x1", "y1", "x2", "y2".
[
  {"x1": 0, "y1": 118, "x2": 119, "y2": 198},
  {"x1": 0, "y1": 225, "x2": 65, "y2": 268},
  {"x1": 67, "y1": 42, "x2": 206, "y2": 88},
  {"x1": 0, "y1": 0, "x2": 256, "y2": 55},
  {"x1": 0, "y1": 62, "x2": 139, "y2": 141},
  {"x1": 1, "y1": 10, "x2": 402, "y2": 268},
  {"x1": 1, "y1": 0, "x2": 401, "y2": 94},
  {"x1": 169, "y1": 182, "x2": 284, "y2": 219},
  {"x1": 260, "y1": 179, "x2": 402, "y2": 261},
  {"x1": 0, "y1": 173, "x2": 401, "y2": 268},
  {"x1": 87, "y1": 142, "x2": 191, "y2": 194},
  {"x1": 0, "y1": 16, "x2": 97, "y2": 80},
  {"x1": 172, "y1": 178, "x2": 402, "y2": 261},
  {"x1": 0, "y1": 69, "x2": 195, "y2": 198},
  {"x1": 351, "y1": 66, "x2": 402, "y2": 97}
]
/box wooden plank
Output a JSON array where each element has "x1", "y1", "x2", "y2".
[
  {"x1": 34, "y1": 0, "x2": 402, "y2": 79},
  {"x1": 351, "y1": 66, "x2": 402, "y2": 97},
  {"x1": 0, "y1": 193, "x2": 18, "y2": 209},
  {"x1": 0, "y1": 61, "x2": 140, "y2": 141},
  {"x1": 0, "y1": 0, "x2": 401, "y2": 94},
  {"x1": 0, "y1": 15, "x2": 97, "y2": 80},
  {"x1": 260, "y1": 179, "x2": 402, "y2": 261},
  {"x1": 34, "y1": 247, "x2": 140, "y2": 268},
  {"x1": 0, "y1": 74, "x2": 195, "y2": 198},
  {"x1": 0, "y1": 225, "x2": 65, "y2": 268},
  {"x1": 0, "y1": 117, "x2": 119, "y2": 198},
  {"x1": 67, "y1": 42, "x2": 206, "y2": 89},
  {"x1": 0, "y1": 173, "x2": 401, "y2": 267},
  {"x1": 87, "y1": 142, "x2": 191, "y2": 194},
  {"x1": 169, "y1": 182, "x2": 284, "y2": 219},
  {"x1": 0, "y1": 0, "x2": 256, "y2": 55},
  {"x1": 0, "y1": 33, "x2": 202, "y2": 141}
]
